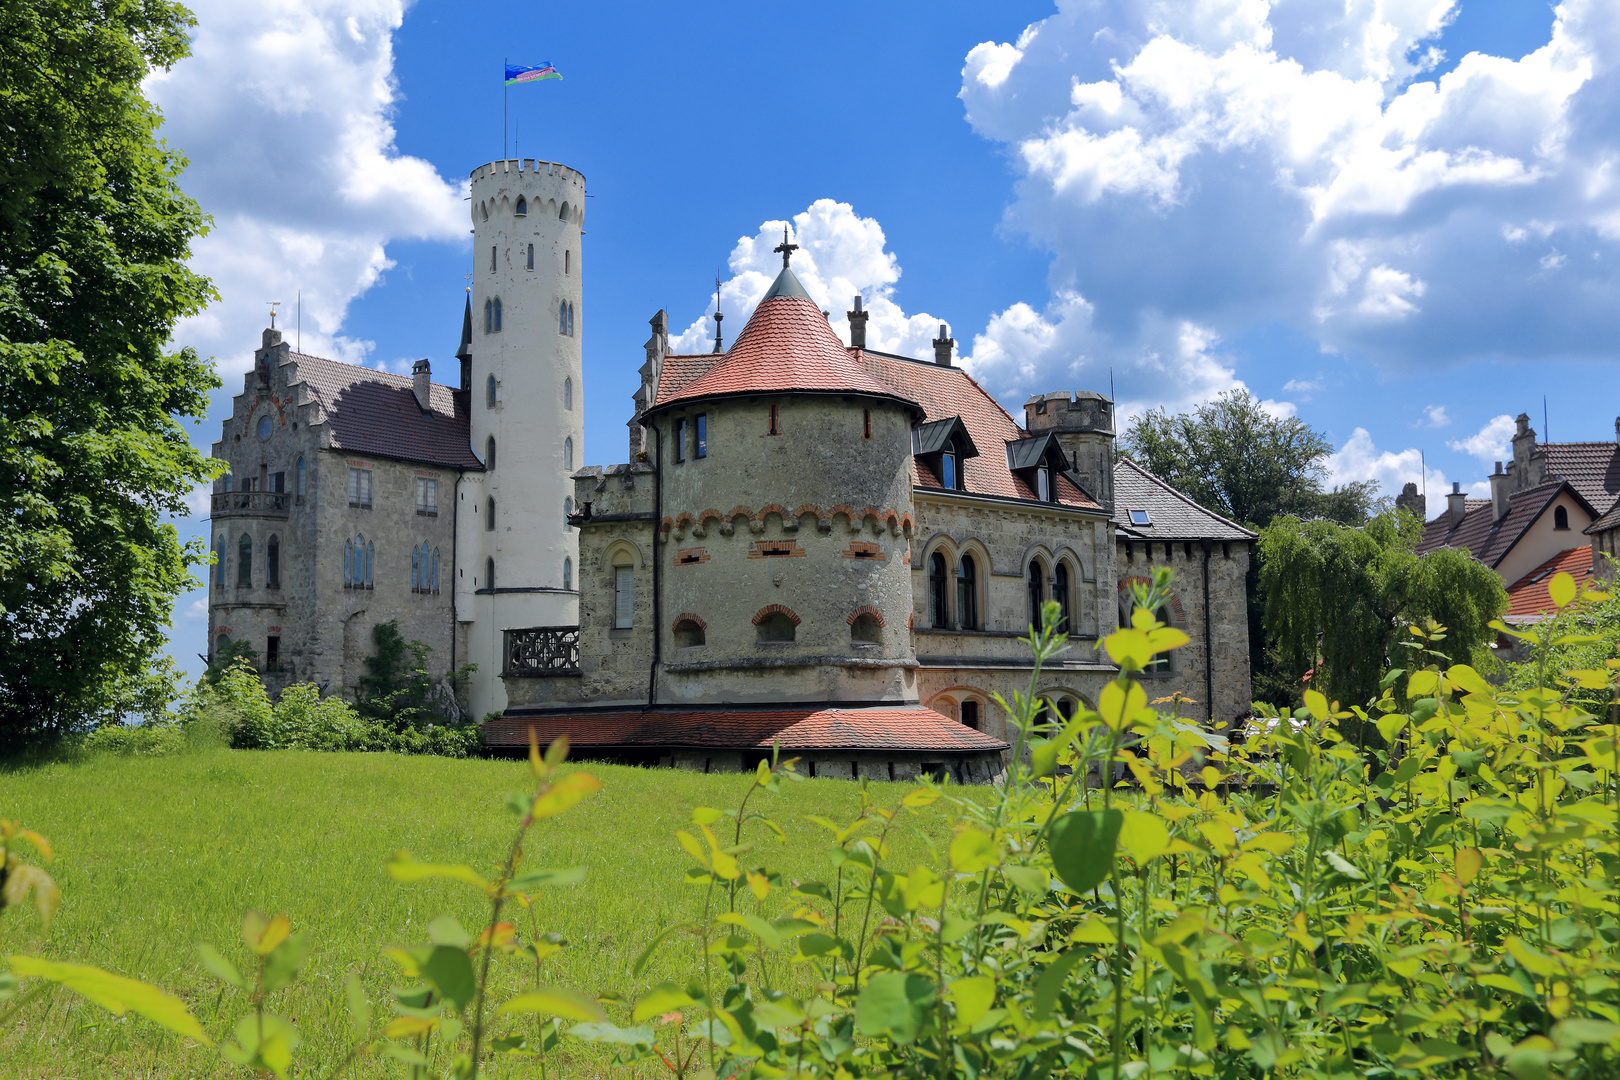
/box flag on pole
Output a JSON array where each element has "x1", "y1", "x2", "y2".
[{"x1": 505, "y1": 62, "x2": 561, "y2": 85}]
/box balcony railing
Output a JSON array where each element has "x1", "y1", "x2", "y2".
[
  {"x1": 504, "y1": 626, "x2": 581, "y2": 676},
  {"x1": 211, "y1": 491, "x2": 291, "y2": 518}
]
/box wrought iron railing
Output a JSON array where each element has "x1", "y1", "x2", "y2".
[
  {"x1": 504, "y1": 626, "x2": 581, "y2": 676},
  {"x1": 211, "y1": 491, "x2": 291, "y2": 517}
]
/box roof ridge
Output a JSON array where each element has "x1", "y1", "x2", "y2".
[{"x1": 1113, "y1": 456, "x2": 1258, "y2": 538}]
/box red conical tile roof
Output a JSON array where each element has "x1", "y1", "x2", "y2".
[{"x1": 649, "y1": 267, "x2": 919, "y2": 417}]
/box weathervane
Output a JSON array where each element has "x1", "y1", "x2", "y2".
[
  {"x1": 712, "y1": 276, "x2": 725, "y2": 353},
  {"x1": 773, "y1": 226, "x2": 798, "y2": 269},
  {"x1": 267, "y1": 301, "x2": 282, "y2": 329}
]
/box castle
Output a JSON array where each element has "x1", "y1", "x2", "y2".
[{"x1": 206, "y1": 158, "x2": 1254, "y2": 778}]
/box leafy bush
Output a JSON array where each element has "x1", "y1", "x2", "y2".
[{"x1": 80, "y1": 723, "x2": 187, "y2": 757}]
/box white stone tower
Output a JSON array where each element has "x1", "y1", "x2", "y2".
[{"x1": 457, "y1": 159, "x2": 585, "y2": 720}]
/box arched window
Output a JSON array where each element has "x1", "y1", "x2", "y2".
[
  {"x1": 564, "y1": 437, "x2": 573, "y2": 470},
  {"x1": 526, "y1": 243, "x2": 534, "y2": 270},
  {"x1": 559, "y1": 201, "x2": 570, "y2": 221},
  {"x1": 563, "y1": 556, "x2": 573, "y2": 591},
  {"x1": 363, "y1": 537, "x2": 373, "y2": 587},
  {"x1": 411, "y1": 545, "x2": 421, "y2": 591},
  {"x1": 237, "y1": 533, "x2": 252, "y2": 587},
  {"x1": 851, "y1": 613, "x2": 882, "y2": 644},
  {"x1": 487, "y1": 557, "x2": 496, "y2": 591},
  {"x1": 431, "y1": 548, "x2": 440, "y2": 592},
  {"x1": 559, "y1": 302, "x2": 568, "y2": 336},
  {"x1": 613, "y1": 559, "x2": 633, "y2": 627},
  {"x1": 486, "y1": 435, "x2": 496, "y2": 470},
  {"x1": 486, "y1": 497, "x2": 496, "y2": 531},
  {"x1": 957, "y1": 554, "x2": 978, "y2": 630},
  {"x1": 929, "y1": 551, "x2": 950, "y2": 629},
  {"x1": 569, "y1": 302, "x2": 576, "y2": 337},
  {"x1": 1027, "y1": 560, "x2": 1046, "y2": 631},
  {"x1": 343, "y1": 539, "x2": 353, "y2": 585},
  {"x1": 1053, "y1": 562, "x2": 1071, "y2": 635},
  {"x1": 266, "y1": 534, "x2": 280, "y2": 588},
  {"x1": 484, "y1": 299, "x2": 493, "y2": 334},
  {"x1": 493, "y1": 297, "x2": 502, "y2": 332},
  {"x1": 295, "y1": 457, "x2": 306, "y2": 498},
  {"x1": 757, "y1": 611, "x2": 796, "y2": 642},
  {"x1": 674, "y1": 618, "x2": 706, "y2": 648},
  {"x1": 1555, "y1": 505, "x2": 1570, "y2": 530},
  {"x1": 486, "y1": 374, "x2": 497, "y2": 409},
  {"x1": 215, "y1": 632, "x2": 231, "y2": 659},
  {"x1": 564, "y1": 377, "x2": 573, "y2": 410},
  {"x1": 564, "y1": 497, "x2": 573, "y2": 526},
  {"x1": 480, "y1": 201, "x2": 488, "y2": 221},
  {"x1": 214, "y1": 536, "x2": 226, "y2": 586},
  {"x1": 515, "y1": 195, "x2": 527, "y2": 216}
]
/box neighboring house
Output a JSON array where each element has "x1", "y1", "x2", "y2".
[
  {"x1": 479, "y1": 260, "x2": 1257, "y2": 778},
  {"x1": 1502, "y1": 546, "x2": 1598, "y2": 628}
]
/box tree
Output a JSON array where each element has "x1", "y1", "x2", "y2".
[
  {"x1": 355, "y1": 621, "x2": 471, "y2": 729},
  {"x1": 1121, "y1": 389, "x2": 1380, "y2": 529},
  {"x1": 1259, "y1": 511, "x2": 1507, "y2": 721},
  {"x1": 0, "y1": 0, "x2": 219, "y2": 746}
]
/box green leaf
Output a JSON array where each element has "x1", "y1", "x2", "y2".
[
  {"x1": 1117, "y1": 810, "x2": 1170, "y2": 864},
  {"x1": 507, "y1": 866, "x2": 587, "y2": 893},
  {"x1": 1098, "y1": 678, "x2": 1148, "y2": 731},
  {"x1": 947, "y1": 975, "x2": 996, "y2": 1029},
  {"x1": 632, "y1": 922, "x2": 690, "y2": 977},
  {"x1": 1376, "y1": 713, "x2": 1409, "y2": 744},
  {"x1": 385, "y1": 853, "x2": 490, "y2": 893},
  {"x1": 717, "y1": 912, "x2": 781, "y2": 949},
  {"x1": 346, "y1": 973, "x2": 371, "y2": 1042},
  {"x1": 427, "y1": 915, "x2": 471, "y2": 948},
  {"x1": 530, "y1": 772, "x2": 603, "y2": 819},
  {"x1": 1048, "y1": 809, "x2": 1122, "y2": 893},
  {"x1": 632, "y1": 982, "x2": 695, "y2": 1023},
  {"x1": 1002, "y1": 865, "x2": 1049, "y2": 895},
  {"x1": 569, "y1": 1021, "x2": 655, "y2": 1046},
  {"x1": 195, "y1": 944, "x2": 245, "y2": 990},
  {"x1": 854, "y1": 972, "x2": 935, "y2": 1045},
  {"x1": 420, "y1": 945, "x2": 477, "y2": 1014},
  {"x1": 501, "y1": 986, "x2": 607, "y2": 1022},
  {"x1": 10, "y1": 956, "x2": 210, "y2": 1044},
  {"x1": 1303, "y1": 689, "x2": 1329, "y2": 721},
  {"x1": 1549, "y1": 571, "x2": 1578, "y2": 609},
  {"x1": 1323, "y1": 851, "x2": 1364, "y2": 880},
  {"x1": 260, "y1": 931, "x2": 310, "y2": 995},
  {"x1": 1032, "y1": 949, "x2": 1085, "y2": 1019},
  {"x1": 950, "y1": 828, "x2": 997, "y2": 874},
  {"x1": 1552, "y1": 1018, "x2": 1620, "y2": 1047}
]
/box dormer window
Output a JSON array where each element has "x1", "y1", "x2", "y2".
[
  {"x1": 1036, "y1": 465, "x2": 1050, "y2": 502},
  {"x1": 941, "y1": 449, "x2": 958, "y2": 490},
  {"x1": 913, "y1": 415, "x2": 978, "y2": 493},
  {"x1": 1006, "y1": 432, "x2": 1066, "y2": 504}
]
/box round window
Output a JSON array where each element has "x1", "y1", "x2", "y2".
[{"x1": 257, "y1": 416, "x2": 272, "y2": 440}]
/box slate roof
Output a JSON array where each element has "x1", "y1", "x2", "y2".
[
  {"x1": 1415, "y1": 482, "x2": 1590, "y2": 568},
  {"x1": 1503, "y1": 545, "x2": 1596, "y2": 624},
  {"x1": 649, "y1": 267, "x2": 918, "y2": 416},
  {"x1": 1587, "y1": 500, "x2": 1620, "y2": 535},
  {"x1": 1541, "y1": 442, "x2": 1620, "y2": 511},
  {"x1": 1111, "y1": 458, "x2": 1256, "y2": 541},
  {"x1": 480, "y1": 705, "x2": 1008, "y2": 753},
  {"x1": 290, "y1": 352, "x2": 481, "y2": 470}
]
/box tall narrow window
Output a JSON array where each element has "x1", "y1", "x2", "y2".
[
  {"x1": 415, "y1": 478, "x2": 437, "y2": 514},
  {"x1": 431, "y1": 548, "x2": 440, "y2": 592},
  {"x1": 1037, "y1": 465, "x2": 1051, "y2": 503},
  {"x1": 565, "y1": 250, "x2": 571, "y2": 274},
  {"x1": 515, "y1": 196, "x2": 526, "y2": 216},
  {"x1": 564, "y1": 377, "x2": 573, "y2": 410},
  {"x1": 348, "y1": 467, "x2": 371, "y2": 507},
  {"x1": 614, "y1": 566, "x2": 633, "y2": 628},
  {"x1": 344, "y1": 539, "x2": 353, "y2": 585},
  {"x1": 940, "y1": 450, "x2": 957, "y2": 491},
  {"x1": 768, "y1": 403, "x2": 780, "y2": 435},
  {"x1": 563, "y1": 557, "x2": 573, "y2": 590},
  {"x1": 863, "y1": 409, "x2": 871, "y2": 439},
  {"x1": 266, "y1": 635, "x2": 280, "y2": 673},
  {"x1": 526, "y1": 243, "x2": 534, "y2": 270},
  {"x1": 487, "y1": 557, "x2": 495, "y2": 591},
  {"x1": 357, "y1": 535, "x2": 372, "y2": 587},
  {"x1": 411, "y1": 545, "x2": 421, "y2": 591},
  {"x1": 563, "y1": 437, "x2": 573, "y2": 470},
  {"x1": 567, "y1": 302, "x2": 575, "y2": 336},
  {"x1": 237, "y1": 533, "x2": 252, "y2": 587},
  {"x1": 563, "y1": 497, "x2": 573, "y2": 526},
  {"x1": 1027, "y1": 560, "x2": 1046, "y2": 631},
  {"x1": 486, "y1": 497, "x2": 496, "y2": 531},
  {"x1": 486, "y1": 374, "x2": 497, "y2": 408},
  {"x1": 266, "y1": 534, "x2": 280, "y2": 588},
  {"x1": 957, "y1": 554, "x2": 978, "y2": 630},
  {"x1": 493, "y1": 298, "x2": 502, "y2": 331},
  {"x1": 486, "y1": 435, "x2": 496, "y2": 470},
  {"x1": 214, "y1": 536, "x2": 226, "y2": 586},
  {"x1": 674, "y1": 419, "x2": 687, "y2": 463},
  {"x1": 930, "y1": 552, "x2": 950, "y2": 629},
  {"x1": 1053, "y1": 562, "x2": 1071, "y2": 635},
  {"x1": 490, "y1": 245, "x2": 497, "y2": 271},
  {"x1": 961, "y1": 700, "x2": 980, "y2": 730},
  {"x1": 484, "y1": 299, "x2": 493, "y2": 333},
  {"x1": 695, "y1": 414, "x2": 707, "y2": 458},
  {"x1": 295, "y1": 457, "x2": 306, "y2": 499},
  {"x1": 559, "y1": 302, "x2": 569, "y2": 335},
  {"x1": 1555, "y1": 505, "x2": 1570, "y2": 530}
]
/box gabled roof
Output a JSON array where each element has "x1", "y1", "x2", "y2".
[
  {"x1": 1503, "y1": 545, "x2": 1597, "y2": 624},
  {"x1": 1587, "y1": 499, "x2": 1620, "y2": 535},
  {"x1": 852, "y1": 350, "x2": 1100, "y2": 510},
  {"x1": 912, "y1": 415, "x2": 979, "y2": 459},
  {"x1": 480, "y1": 705, "x2": 1009, "y2": 753},
  {"x1": 1541, "y1": 442, "x2": 1620, "y2": 512},
  {"x1": 1006, "y1": 431, "x2": 1066, "y2": 472},
  {"x1": 289, "y1": 352, "x2": 482, "y2": 470},
  {"x1": 1111, "y1": 458, "x2": 1256, "y2": 541},
  {"x1": 647, "y1": 267, "x2": 919, "y2": 417},
  {"x1": 1415, "y1": 480, "x2": 1593, "y2": 568}
]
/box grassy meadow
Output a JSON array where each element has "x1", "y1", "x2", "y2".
[{"x1": 1, "y1": 748, "x2": 954, "y2": 1078}]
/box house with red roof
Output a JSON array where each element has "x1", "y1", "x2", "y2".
[{"x1": 482, "y1": 259, "x2": 1256, "y2": 779}]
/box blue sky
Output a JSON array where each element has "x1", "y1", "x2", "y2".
[{"x1": 151, "y1": 0, "x2": 1615, "y2": 678}]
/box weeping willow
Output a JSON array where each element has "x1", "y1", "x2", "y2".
[{"x1": 1259, "y1": 512, "x2": 1507, "y2": 718}]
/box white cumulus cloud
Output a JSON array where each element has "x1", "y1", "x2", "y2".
[
  {"x1": 1448, "y1": 413, "x2": 1519, "y2": 468},
  {"x1": 147, "y1": 0, "x2": 466, "y2": 375},
  {"x1": 1328, "y1": 427, "x2": 1472, "y2": 499}
]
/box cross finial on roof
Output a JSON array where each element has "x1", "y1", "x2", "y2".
[
  {"x1": 773, "y1": 226, "x2": 799, "y2": 269},
  {"x1": 712, "y1": 276, "x2": 725, "y2": 353}
]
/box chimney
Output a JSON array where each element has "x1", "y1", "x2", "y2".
[
  {"x1": 1447, "y1": 481, "x2": 1468, "y2": 530},
  {"x1": 847, "y1": 295, "x2": 868, "y2": 349},
  {"x1": 411, "y1": 359, "x2": 432, "y2": 412},
  {"x1": 1489, "y1": 461, "x2": 1510, "y2": 523},
  {"x1": 1395, "y1": 481, "x2": 1426, "y2": 521},
  {"x1": 933, "y1": 323, "x2": 955, "y2": 366}
]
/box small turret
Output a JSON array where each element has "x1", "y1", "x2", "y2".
[
  {"x1": 1024, "y1": 391, "x2": 1115, "y2": 513},
  {"x1": 932, "y1": 324, "x2": 954, "y2": 366},
  {"x1": 847, "y1": 295, "x2": 868, "y2": 350},
  {"x1": 1395, "y1": 481, "x2": 1426, "y2": 521}
]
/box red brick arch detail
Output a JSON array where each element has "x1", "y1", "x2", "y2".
[
  {"x1": 883, "y1": 510, "x2": 900, "y2": 530},
  {"x1": 794, "y1": 503, "x2": 825, "y2": 525},
  {"x1": 847, "y1": 605, "x2": 885, "y2": 627},
  {"x1": 727, "y1": 505, "x2": 752, "y2": 526},
  {"x1": 697, "y1": 508, "x2": 722, "y2": 527},
  {"x1": 900, "y1": 512, "x2": 914, "y2": 533},
  {"x1": 665, "y1": 504, "x2": 913, "y2": 531},
  {"x1": 672, "y1": 612, "x2": 707, "y2": 631},
  {"x1": 752, "y1": 603, "x2": 801, "y2": 627},
  {"x1": 756, "y1": 503, "x2": 787, "y2": 526},
  {"x1": 674, "y1": 511, "x2": 695, "y2": 529}
]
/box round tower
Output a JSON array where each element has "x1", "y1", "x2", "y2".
[{"x1": 460, "y1": 159, "x2": 585, "y2": 719}]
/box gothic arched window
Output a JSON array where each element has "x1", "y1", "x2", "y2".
[
  {"x1": 515, "y1": 196, "x2": 527, "y2": 216},
  {"x1": 1027, "y1": 559, "x2": 1047, "y2": 631},
  {"x1": 526, "y1": 243, "x2": 534, "y2": 270},
  {"x1": 486, "y1": 435, "x2": 496, "y2": 470},
  {"x1": 563, "y1": 556, "x2": 572, "y2": 591},
  {"x1": 563, "y1": 437, "x2": 573, "y2": 470},
  {"x1": 484, "y1": 299, "x2": 493, "y2": 334},
  {"x1": 487, "y1": 557, "x2": 495, "y2": 591},
  {"x1": 295, "y1": 456, "x2": 306, "y2": 498},
  {"x1": 431, "y1": 548, "x2": 440, "y2": 592},
  {"x1": 486, "y1": 374, "x2": 497, "y2": 409},
  {"x1": 411, "y1": 545, "x2": 421, "y2": 591},
  {"x1": 486, "y1": 497, "x2": 496, "y2": 532},
  {"x1": 214, "y1": 536, "x2": 226, "y2": 587},
  {"x1": 266, "y1": 534, "x2": 280, "y2": 588},
  {"x1": 1053, "y1": 562, "x2": 1071, "y2": 635},
  {"x1": 564, "y1": 377, "x2": 573, "y2": 410},
  {"x1": 929, "y1": 551, "x2": 950, "y2": 629},
  {"x1": 237, "y1": 533, "x2": 252, "y2": 587},
  {"x1": 493, "y1": 297, "x2": 502, "y2": 332},
  {"x1": 564, "y1": 496, "x2": 573, "y2": 527},
  {"x1": 559, "y1": 301, "x2": 569, "y2": 336},
  {"x1": 957, "y1": 553, "x2": 978, "y2": 630}
]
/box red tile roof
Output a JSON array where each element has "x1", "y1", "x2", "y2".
[
  {"x1": 1415, "y1": 482, "x2": 1588, "y2": 569},
  {"x1": 854, "y1": 350, "x2": 1101, "y2": 510},
  {"x1": 290, "y1": 353, "x2": 482, "y2": 470},
  {"x1": 1503, "y1": 545, "x2": 1596, "y2": 623},
  {"x1": 1542, "y1": 443, "x2": 1620, "y2": 512},
  {"x1": 480, "y1": 705, "x2": 1008, "y2": 753},
  {"x1": 650, "y1": 271, "x2": 917, "y2": 415}
]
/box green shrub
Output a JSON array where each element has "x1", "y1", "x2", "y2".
[{"x1": 80, "y1": 723, "x2": 186, "y2": 757}]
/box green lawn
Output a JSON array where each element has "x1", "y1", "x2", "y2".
[{"x1": 1, "y1": 749, "x2": 951, "y2": 1078}]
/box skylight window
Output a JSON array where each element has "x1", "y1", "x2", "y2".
[{"x1": 1129, "y1": 509, "x2": 1152, "y2": 526}]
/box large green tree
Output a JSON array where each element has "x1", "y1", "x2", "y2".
[
  {"x1": 0, "y1": 0, "x2": 219, "y2": 745},
  {"x1": 1122, "y1": 389, "x2": 1380, "y2": 529},
  {"x1": 1259, "y1": 512, "x2": 1507, "y2": 720}
]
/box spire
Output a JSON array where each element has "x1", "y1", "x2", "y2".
[
  {"x1": 455, "y1": 289, "x2": 473, "y2": 362},
  {"x1": 712, "y1": 277, "x2": 725, "y2": 353},
  {"x1": 773, "y1": 225, "x2": 799, "y2": 268},
  {"x1": 760, "y1": 265, "x2": 813, "y2": 302}
]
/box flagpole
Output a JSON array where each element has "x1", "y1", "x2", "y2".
[{"x1": 503, "y1": 57, "x2": 507, "y2": 159}]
